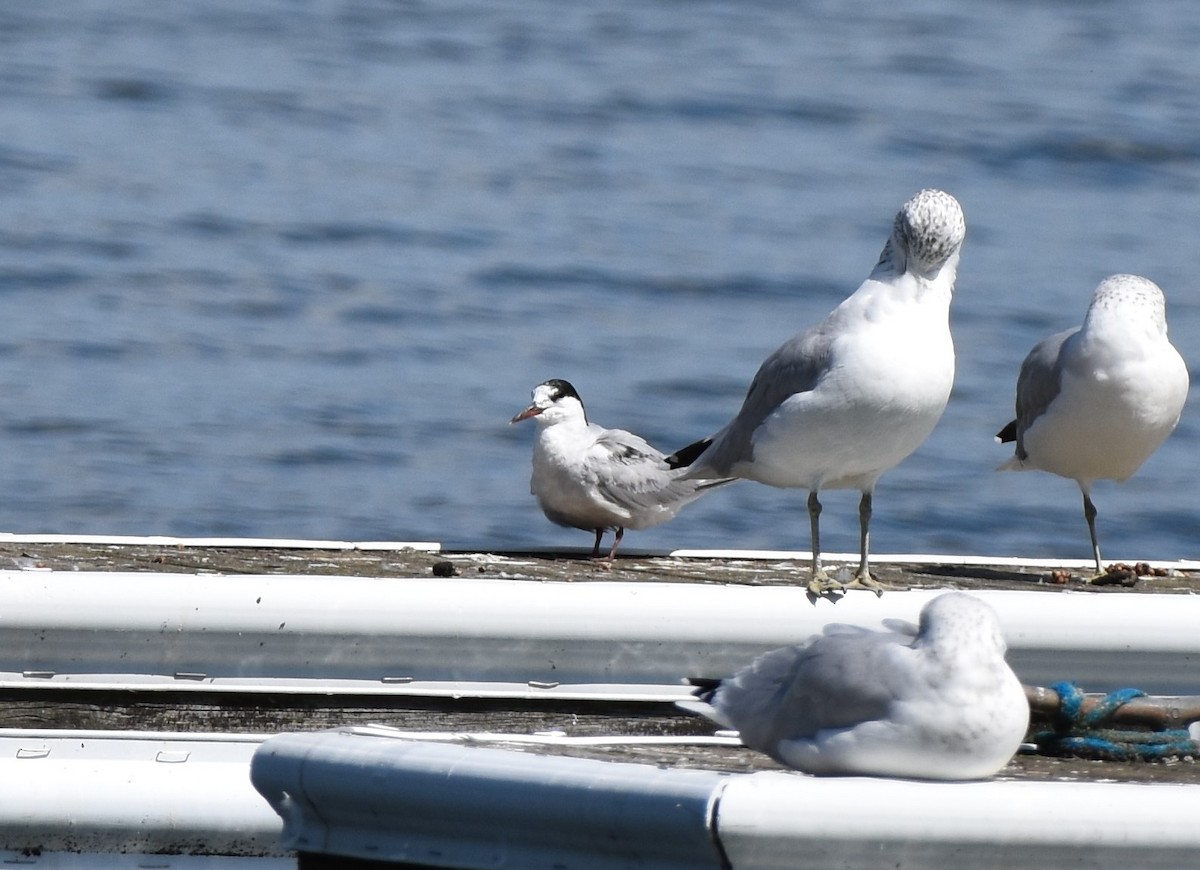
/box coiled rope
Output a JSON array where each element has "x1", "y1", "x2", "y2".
[{"x1": 1033, "y1": 681, "x2": 1199, "y2": 762}]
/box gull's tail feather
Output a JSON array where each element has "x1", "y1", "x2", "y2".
[
  {"x1": 995, "y1": 419, "x2": 1029, "y2": 471},
  {"x1": 665, "y1": 437, "x2": 713, "y2": 470},
  {"x1": 675, "y1": 677, "x2": 734, "y2": 728},
  {"x1": 686, "y1": 676, "x2": 722, "y2": 702}
]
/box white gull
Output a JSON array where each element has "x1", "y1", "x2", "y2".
[
  {"x1": 668, "y1": 189, "x2": 966, "y2": 596},
  {"x1": 996, "y1": 273, "x2": 1189, "y2": 576},
  {"x1": 680, "y1": 591, "x2": 1030, "y2": 780}
]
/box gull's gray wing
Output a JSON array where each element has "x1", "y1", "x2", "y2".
[
  {"x1": 697, "y1": 321, "x2": 837, "y2": 475},
  {"x1": 711, "y1": 624, "x2": 912, "y2": 758},
  {"x1": 998, "y1": 327, "x2": 1078, "y2": 459}
]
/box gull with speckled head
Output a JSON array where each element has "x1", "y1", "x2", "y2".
[
  {"x1": 680, "y1": 592, "x2": 1029, "y2": 780},
  {"x1": 512, "y1": 379, "x2": 729, "y2": 562},
  {"x1": 667, "y1": 189, "x2": 966, "y2": 596},
  {"x1": 997, "y1": 274, "x2": 1189, "y2": 577}
]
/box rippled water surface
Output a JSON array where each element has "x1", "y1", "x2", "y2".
[{"x1": 1, "y1": 0, "x2": 1198, "y2": 561}]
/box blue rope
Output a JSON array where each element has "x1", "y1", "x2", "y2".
[{"x1": 1033, "y1": 681, "x2": 1199, "y2": 762}]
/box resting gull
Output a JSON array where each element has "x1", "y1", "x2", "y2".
[{"x1": 680, "y1": 591, "x2": 1029, "y2": 780}]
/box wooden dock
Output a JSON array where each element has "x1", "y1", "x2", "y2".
[
  {"x1": 4, "y1": 538, "x2": 1198, "y2": 591},
  {"x1": 3, "y1": 539, "x2": 1198, "y2": 786}
]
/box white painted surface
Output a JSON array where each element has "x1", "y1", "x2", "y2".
[
  {"x1": 0, "y1": 732, "x2": 283, "y2": 859},
  {"x1": 250, "y1": 732, "x2": 1200, "y2": 870},
  {"x1": 0, "y1": 532, "x2": 440, "y2": 551},
  {"x1": 0, "y1": 573, "x2": 1198, "y2": 694},
  {"x1": 2, "y1": 533, "x2": 1196, "y2": 569},
  {"x1": 672, "y1": 548, "x2": 1200, "y2": 570},
  {"x1": 717, "y1": 770, "x2": 1200, "y2": 869},
  {"x1": 0, "y1": 855, "x2": 290, "y2": 869},
  {"x1": 251, "y1": 729, "x2": 726, "y2": 870}
]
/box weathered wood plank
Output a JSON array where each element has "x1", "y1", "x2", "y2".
[{"x1": 1, "y1": 541, "x2": 1196, "y2": 591}]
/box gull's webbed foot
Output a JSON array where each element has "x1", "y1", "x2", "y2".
[
  {"x1": 843, "y1": 568, "x2": 885, "y2": 597},
  {"x1": 806, "y1": 569, "x2": 844, "y2": 598}
]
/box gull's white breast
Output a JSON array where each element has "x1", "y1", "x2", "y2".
[
  {"x1": 743, "y1": 277, "x2": 955, "y2": 490},
  {"x1": 1022, "y1": 335, "x2": 1188, "y2": 483}
]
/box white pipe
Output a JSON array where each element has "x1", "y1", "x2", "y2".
[
  {"x1": 1, "y1": 573, "x2": 1198, "y2": 695},
  {"x1": 0, "y1": 855, "x2": 290, "y2": 869},
  {"x1": 0, "y1": 674, "x2": 699, "y2": 701},
  {"x1": 0, "y1": 732, "x2": 284, "y2": 858},
  {"x1": 0, "y1": 532, "x2": 440, "y2": 551},
  {"x1": 297, "y1": 722, "x2": 744, "y2": 748},
  {"x1": 251, "y1": 730, "x2": 727, "y2": 870},
  {"x1": 717, "y1": 771, "x2": 1200, "y2": 870},
  {"x1": 3, "y1": 533, "x2": 1195, "y2": 569},
  {"x1": 667, "y1": 548, "x2": 1200, "y2": 570},
  {"x1": 250, "y1": 732, "x2": 1200, "y2": 870}
]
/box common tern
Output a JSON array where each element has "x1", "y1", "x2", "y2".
[{"x1": 513, "y1": 378, "x2": 728, "y2": 561}]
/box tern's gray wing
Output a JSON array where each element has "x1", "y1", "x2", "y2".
[
  {"x1": 699, "y1": 322, "x2": 836, "y2": 474},
  {"x1": 999, "y1": 327, "x2": 1077, "y2": 459},
  {"x1": 712, "y1": 624, "x2": 911, "y2": 757},
  {"x1": 586, "y1": 428, "x2": 706, "y2": 514}
]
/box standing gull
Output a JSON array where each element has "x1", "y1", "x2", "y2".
[
  {"x1": 997, "y1": 274, "x2": 1189, "y2": 576},
  {"x1": 512, "y1": 379, "x2": 728, "y2": 562},
  {"x1": 680, "y1": 592, "x2": 1029, "y2": 780},
  {"x1": 668, "y1": 189, "x2": 966, "y2": 596}
]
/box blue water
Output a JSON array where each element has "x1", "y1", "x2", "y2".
[{"x1": 0, "y1": 0, "x2": 1197, "y2": 562}]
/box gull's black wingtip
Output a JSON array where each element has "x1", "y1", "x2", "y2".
[
  {"x1": 686, "y1": 676, "x2": 722, "y2": 703},
  {"x1": 995, "y1": 420, "x2": 1017, "y2": 444},
  {"x1": 665, "y1": 437, "x2": 712, "y2": 470}
]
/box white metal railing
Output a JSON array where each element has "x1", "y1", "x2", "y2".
[{"x1": 1, "y1": 572, "x2": 1198, "y2": 696}]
